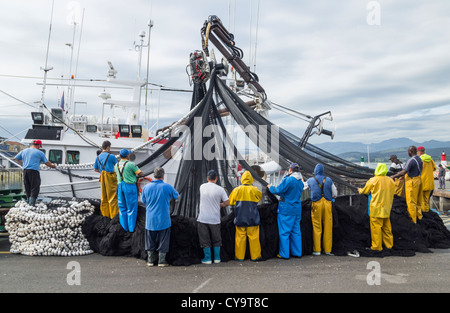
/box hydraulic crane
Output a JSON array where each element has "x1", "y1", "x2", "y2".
[{"x1": 199, "y1": 15, "x2": 335, "y2": 148}]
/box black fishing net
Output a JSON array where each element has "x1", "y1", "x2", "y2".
[
  {"x1": 82, "y1": 193, "x2": 450, "y2": 265},
  {"x1": 330, "y1": 195, "x2": 450, "y2": 257},
  {"x1": 80, "y1": 69, "x2": 450, "y2": 265}
]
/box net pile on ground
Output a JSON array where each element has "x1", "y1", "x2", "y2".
[
  {"x1": 331, "y1": 195, "x2": 450, "y2": 257},
  {"x1": 5, "y1": 199, "x2": 95, "y2": 256},
  {"x1": 81, "y1": 195, "x2": 279, "y2": 265},
  {"x1": 81, "y1": 193, "x2": 450, "y2": 265}
]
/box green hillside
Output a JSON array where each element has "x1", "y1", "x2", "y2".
[{"x1": 339, "y1": 147, "x2": 448, "y2": 164}]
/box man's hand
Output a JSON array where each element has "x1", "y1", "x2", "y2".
[{"x1": 45, "y1": 161, "x2": 57, "y2": 169}]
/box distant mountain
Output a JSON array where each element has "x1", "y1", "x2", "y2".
[{"x1": 316, "y1": 137, "x2": 450, "y2": 163}]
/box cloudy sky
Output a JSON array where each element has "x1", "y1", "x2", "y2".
[{"x1": 1, "y1": 0, "x2": 449, "y2": 146}]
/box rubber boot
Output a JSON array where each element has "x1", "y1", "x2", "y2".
[
  {"x1": 158, "y1": 252, "x2": 169, "y2": 267},
  {"x1": 201, "y1": 247, "x2": 212, "y2": 264},
  {"x1": 213, "y1": 246, "x2": 221, "y2": 264},
  {"x1": 147, "y1": 250, "x2": 157, "y2": 267},
  {"x1": 28, "y1": 197, "x2": 36, "y2": 207}
]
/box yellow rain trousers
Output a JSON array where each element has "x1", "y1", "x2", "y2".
[
  {"x1": 421, "y1": 190, "x2": 432, "y2": 213},
  {"x1": 369, "y1": 217, "x2": 393, "y2": 251},
  {"x1": 235, "y1": 226, "x2": 262, "y2": 261},
  {"x1": 311, "y1": 197, "x2": 333, "y2": 254},
  {"x1": 405, "y1": 174, "x2": 422, "y2": 223},
  {"x1": 359, "y1": 163, "x2": 395, "y2": 251},
  {"x1": 99, "y1": 171, "x2": 119, "y2": 218},
  {"x1": 229, "y1": 171, "x2": 263, "y2": 261},
  {"x1": 393, "y1": 178, "x2": 405, "y2": 197},
  {"x1": 420, "y1": 154, "x2": 436, "y2": 213}
]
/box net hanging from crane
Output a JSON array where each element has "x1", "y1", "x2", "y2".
[{"x1": 134, "y1": 69, "x2": 374, "y2": 218}]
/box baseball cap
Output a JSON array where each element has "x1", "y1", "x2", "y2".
[
  {"x1": 289, "y1": 163, "x2": 300, "y2": 170},
  {"x1": 119, "y1": 149, "x2": 131, "y2": 157},
  {"x1": 389, "y1": 154, "x2": 397, "y2": 160},
  {"x1": 207, "y1": 169, "x2": 218, "y2": 179},
  {"x1": 32, "y1": 140, "x2": 42, "y2": 146},
  {"x1": 417, "y1": 146, "x2": 425, "y2": 151}
]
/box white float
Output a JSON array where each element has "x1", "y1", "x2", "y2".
[{"x1": 5, "y1": 199, "x2": 95, "y2": 256}]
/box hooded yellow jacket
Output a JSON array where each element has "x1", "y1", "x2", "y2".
[
  {"x1": 420, "y1": 154, "x2": 437, "y2": 191},
  {"x1": 229, "y1": 171, "x2": 262, "y2": 227},
  {"x1": 359, "y1": 163, "x2": 395, "y2": 218}
]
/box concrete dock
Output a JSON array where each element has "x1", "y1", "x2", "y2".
[
  {"x1": 0, "y1": 244, "x2": 449, "y2": 293},
  {"x1": 0, "y1": 176, "x2": 449, "y2": 295},
  {"x1": 431, "y1": 180, "x2": 450, "y2": 213}
]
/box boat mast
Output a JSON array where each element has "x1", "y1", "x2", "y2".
[
  {"x1": 39, "y1": 0, "x2": 55, "y2": 113},
  {"x1": 101, "y1": 26, "x2": 152, "y2": 131},
  {"x1": 130, "y1": 22, "x2": 153, "y2": 127},
  {"x1": 66, "y1": 5, "x2": 85, "y2": 116},
  {"x1": 144, "y1": 20, "x2": 154, "y2": 131}
]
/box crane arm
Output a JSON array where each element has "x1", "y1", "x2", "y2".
[{"x1": 201, "y1": 15, "x2": 266, "y2": 101}]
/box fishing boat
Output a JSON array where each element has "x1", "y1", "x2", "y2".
[{"x1": 18, "y1": 19, "x2": 174, "y2": 200}]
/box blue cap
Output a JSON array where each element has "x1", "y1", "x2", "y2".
[
  {"x1": 120, "y1": 149, "x2": 131, "y2": 157},
  {"x1": 207, "y1": 169, "x2": 218, "y2": 179},
  {"x1": 290, "y1": 163, "x2": 299, "y2": 169}
]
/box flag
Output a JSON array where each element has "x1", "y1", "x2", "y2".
[{"x1": 61, "y1": 91, "x2": 65, "y2": 111}]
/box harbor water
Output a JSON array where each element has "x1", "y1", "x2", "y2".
[
  {"x1": 0, "y1": 168, "x2": 23, "y2": 231},
  {"x1": 0, "y1": 168, "x2": 23, "y2": 192}
]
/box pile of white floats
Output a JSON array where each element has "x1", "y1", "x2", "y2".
[{"x1": 5, "y1": 199, "x2": 95, "y2": 256}]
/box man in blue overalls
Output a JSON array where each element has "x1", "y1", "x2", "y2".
[
  {"x1": 268, "y1": 163, "x2": 304, "y2": 259},
  {"x1": 114, "y1": 149, "x2": 145, "y2": 232}
]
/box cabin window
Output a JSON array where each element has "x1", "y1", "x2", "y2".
[
  {"x1": 49, "y1": 149, "x2": 63, "y2": 164},
  {"x1": 67, "y1": 150, "x2": 80, "y2": 165},
  {"x1": 86, "y1": 125, "x2": 97, "y2": 132}
]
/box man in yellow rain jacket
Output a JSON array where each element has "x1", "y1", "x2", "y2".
[
  {"x1": 417, "y1": 146, "x2": 437, "y2": 213},
  {"x1": 229, "y1": 171, "x2": 263, "y2": 261},
  {"x1": 359, "y1": 163, "x2": 395, "y2": 251},
  {"x1": 94, "y1": 141, "x2": 119, "y2": 218},
  {"x1": 388, "y1": 154, "x2": 405, "y2": 197}
]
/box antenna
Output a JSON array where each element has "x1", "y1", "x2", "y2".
[
  {"x1": 70, "y1": 7, "x2": 85, "y2": 113},
  {"x1": 107, "y1": 61, "x2": 117, "y2": 78},
  {"x1": 253, "y1": 0, "x2": 260, "y2": 73}
]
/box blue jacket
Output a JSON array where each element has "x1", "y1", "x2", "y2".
[
  {"x1": 306, "y1": 164, "x2": 334, "y2": 202},
  {"x1": 15, "y1": 148, "x2": 48, "y2": 171},
  {"x1": 142, "y1": 180, "x2": 179, "y2": 231},
  {"x1": 269, "y1": 172, "x2": 304, "y2": 216}
]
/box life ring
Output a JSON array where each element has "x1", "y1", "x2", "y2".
[{"x1": 138, "y1": 176, "x2": 152, "y2": 193}]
